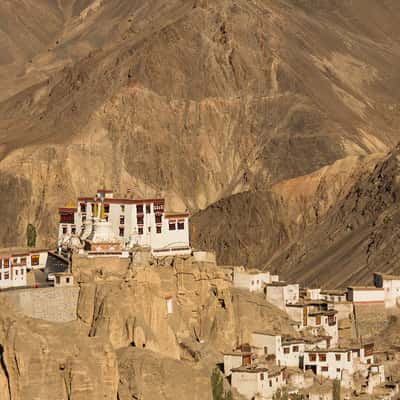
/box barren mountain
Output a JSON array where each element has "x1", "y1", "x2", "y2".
[{"x1": 2, "y1": 0, "x2": 400, "y2": 284}]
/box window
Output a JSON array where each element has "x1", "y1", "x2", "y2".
[
  {"x1": 119, "y1": 227, "x2": 124, "y2": 237},
  {"x1": 0, "y1": 273, "x2": 2, "y2": 280},
  {"x1": 56, "y1": 276, "x2": 60, "y2": 284},
  {"x1": 336, "y1": 368, "x2": 341, "y2": 373},
  {"x1": 13, "y1": 258, "x2": 18, "y2": 265},
  {"x1": 138, "y1": 227, "x2": 143, "y2": 235},
  {"x1": 347, "y1": 352, "x2": 351, "y2": 362},
  {"x1": 155, "y1": 215, "x2": 162, "y2": 224},
  {"x1": 316, "y1": 316, "x2": 321, "y2": 325},
  {"x1": 260, "y1": 373, "x2": 264, "y2": 381},
  {"x1": 21, "y1": 269, "x2": 24, "y2": 275},
  {"x1": 264, "y1": 346, "x2": 268, "y2": 355},
  {"x1": 137, "y1": 216, "x2": 144, "y2": 225},
  {"x1": 284, "y1": 347, "x2": 290, "y2": 354},
  {"x1": 148, "y1": 227, "x2": 151, "y2": 233},
  {"x1": 71, "y1": 226, "x2": 76, "y2": 234},
  {"x1": 154, "y1": 202, "x2": 163, "y2": 212},
  {"x1": 62, "y1": 226, "x2": 67, "y2": 234},
  {"x1": 82, "y1": 215, "x2": 86, "y2": 222},
  {"x1": 136, "y1": 204, "x2": 143, "y2": 214},
  {"x1": 60, "y1": 213, "x2": 74, "y2": 223},
  {"x1": 321, "y1": 366, "x2": 328, "y2": 372},
  {"x1": 80, "y1": 203, "x2": 86, "y2": 213},
  {"x1": 15, "y1": 270, "x2": 18, "y2": 275},
  {"x1": 309, "y1": 354, "x2": 316, "y2": 361},
  {"x1": 335, "y1": 354, "x2": 341, "y2": 361},
  {"x1": 276, "y1": 377, "x2": 278, "y2": 382},
  {"x1": 269, "y1": 380, "x2": 272, "y2": 387},
  {"x1": 120, "y1": 216, "x2": 125, "y2": 225},
  {"x1": 177, "y1": 220, "x2": 185, "y2": 230},
  {"x1": 293, "y1": 346, "x2": 299, "y2": 352},
  {"x1": 156, "y1": 226, "x2": 162, "y2": 234},
  {"x1": 4, "y1": 271, "x2": 9, "y2": 279},
  {"x1": 66, "y1": 277, "x2": 70, "y2": 284},
  {"x1": 104, "y1": 204, "x2": 110, "y2": 213},
  {"x1": 31, "y1": 255, "x2": 40, "y2": 266},
  {"x1": 169, "y1": 222, "x2": 176, "y2": 231},
  {"x1": 146, "y1": 204, "x2": 151, "y2": 213},
  {"x1": 318, "y1": 353, "x2": 327, "y2": 362},
  {"x1": 4, "y1": 259, "x2": 9, "y2": 267},
  {"x1": 21, "y1": 257, "x2": 26, "y2": 266},
  {"x1": 120, "y1": 205, "x2": 125, "y2": 213}
]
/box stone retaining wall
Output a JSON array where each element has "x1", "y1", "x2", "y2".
[{"x1": 0, "y1": 286, "x2": 80, "y2": 322}]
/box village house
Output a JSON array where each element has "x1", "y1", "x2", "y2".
[
  {"x1": 285, "y1": 301, "x2": 338, "y2": 346},
  {"x1": 58, "y1": 189, "x2": 191, "y2": 257},
  {"x1": 251, "y1": 331, "x2": 306, "y2": 368},
  {"x1": 374, "y1": 272, "x2": 400, "y2": 308},
  {"x1": 265, "y1": 282, "x2": 300, "y2": 311},
  {"x1": 224, "y1": 351, "x2": 252, "y2": 376},
  {"x1": 347, "y1": 286, "x2": 385, "y2": 304},
  {"x1": 53, "y1": 272, "x2": 74, "y2": 288},
  {"x1": 231, "y1": 364, "x2": 286, "y2": 400},
  {"x1": 233, "y1": 267, "x2": 277, "y2": 293},
  {"x1": 0, "y1": 248, "x2": 49, "y2": 289},
  {"x1": 319, "y1": 289, "x2": 348, "y2": 303}
]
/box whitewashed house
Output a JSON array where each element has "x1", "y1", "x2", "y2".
[
  {"x1": 231, "y1": 365, "x2": 286, "y2": 400},
  {"x1": 233, "y1": 268, "x2": 273, "y2": 293},
  {"x1": 224, "y1": 351, "x2": 252, "y2": 376},
  {"x1": 374, "y1": 272, "x2": 400, "y2": 308},
  {"x1": 347, "y1": 286, "x2": 385, "y2": 304},
  {"x1": 58, "y1": 189, "x2": 191, "y2": 256},
  {"x1": 265, "y1": 282, "x2": 300, "y2": 311}
]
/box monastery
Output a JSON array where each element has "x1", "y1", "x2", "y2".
[{"x1": 58, "y1": 189, "x2": 191, "y2": 257}]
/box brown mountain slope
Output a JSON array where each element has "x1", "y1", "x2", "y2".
[
  {"x1": 1, "y1": 0, "x2": 400, "y2": 250},
  {"x1": 266, "y1": 144, "x2": 400, "y2": 288}
]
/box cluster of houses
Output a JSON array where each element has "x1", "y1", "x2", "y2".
[{"x1": 225, "y1": 267, "x2": 400, "y2": 399}]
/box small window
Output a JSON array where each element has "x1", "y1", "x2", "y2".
[
  {"x1": 321, "y1": 366, "x2": 328, "y2": 372},
  {"x1": 318, "y1": 353, "x2": 326, "y2": 362},
  {"x1": 20, "y1": 257, "x2": 26, "y2": 266},
  {"x1": 309, "y1": 354, "x2": 316, "y2": 361},
  {"x1": 284, "y1": 347, "x2": 290, "y2": 354},
  {"x1": 104, "y1": 204, "x2": 110, "y2": 213},
  {"x1": 155, "y1": 215, "x2": 162, "y2": 223},
  {"x1": 136, "y1": 204, "x2": 143, "y2": 214},
  {"x1": 120, "y1": 216, "x2": 125, "y2": 225},
  {"x1": 56, "y1": 276, "x2": 60, "y2": 284},
  {"x1": 71, "y1": 226, "x2": 76, "y2": 234},
  {"x1": 293, "y1": 346, "x2": 299, "y2": 352},
  {"x1": 146, "y1": 204, "x2": 151, "y2": 213},
  {"x1": 316, "y1": 316, "x2": 321, "y2": 325},
  {"x1": 269, "y1": 380, "x2": 272, "y2": 387},
  {"x1": 148, "y1": 226, "x2": 151, "y2": 233},
  {"x1": 80, "y1": 203, "x2": 86, "y2": 213},
  {"x1": 66, "y1": 277, "x2": 70, "y2": 284},
  {"x1": 4, "y1": 258, "x2": 9, "y2": 267},
  {"x1": 137, "y1": 216, "x2": 144, "y2": 225},
  {"x1": 4, "y1": 271, "x2": 9, "y2": 279},
  {"x1": 82, "y1": 215, "x2": 86, "y2": 222},
  {"x1": 138, "y1": 227, "x2": 143, "y2": 235},
  {"x1": 120, "y1": 205, "x2": 125, "y2": 213},
  {"x1": 15, "y1": 270, "x2": 18, "y2": 275},
  {"x1": 260, "y1": 373, "x2": 264, "y2": 381},
  {"x1": 335, "y1": 354, "x2": 341, "y2": 361},
  {"x1": 177, "y1": 221, "x2": 185, "y2": 230},
  {"x1": 31, "y1": 255, "x2": 40, "y2": 266},
  {"x1": 21, "y1": 269, "x2": 24, "y2": 275},
  {"x1": 119, "y1": 227, "x2": 124, "y2": 237},
  {"x1": 347, "y1": 352, "x2": 351, "y2": 362},
  {"x1": 336, "y1": 368, "x2": 341, "y2": 373},
  {"x1": 264, "y1": 346, "x2": 268, "y2": 354},
  {"x1": 62, "y1": 226, "x2": 67, "y2": 234},
  {"x1": 169, "y1": 222, "x2": 176, "y2": 231},
  {"x1": 156, "y1": 226, "x2": 162, "y2": 234}
]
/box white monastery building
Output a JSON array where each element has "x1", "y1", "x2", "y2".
[
  {"x1": 58, "y1": 189, "x2": 191, "y2": 256},
  {"x1": 265, "y1": 282, "x2": 300, "y2": 311}
]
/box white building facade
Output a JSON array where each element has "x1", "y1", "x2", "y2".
[
  {"x1": 374, "y1": 272, "x2": 400, "y2": 308},
  {"x1": 58, "y1": 189, "x2": 191, "y2": 256},
  {"x1": 265, "y1": 282, "x2": 300, "y2": 311},
  {"x1": 347, "y1": 287, "x2": 384, "y2": 304},
  {"x1": 233, "y1": 268, "x2": 275, "y2": 293}
]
